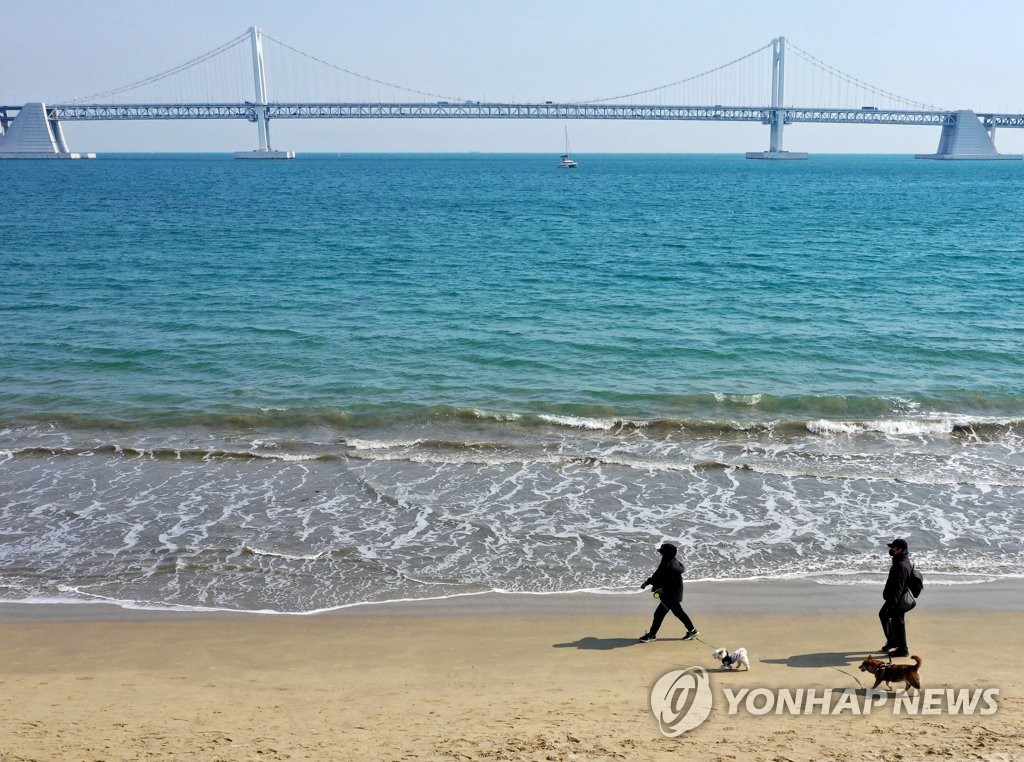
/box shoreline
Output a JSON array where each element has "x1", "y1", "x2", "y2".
[{"x1": 2, "y1": 577, "x2": 1022, "y2": 622}]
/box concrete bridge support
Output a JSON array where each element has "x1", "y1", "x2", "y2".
[
  {"x1": 915, "y1": 110, "x2": 1021, "y2": 159},
  {"x1": 0, "y1": 102, "x2": 95, "y2": 159},
  {"x1": 234, "y1": 26, "x2": 294, "y2": 159},
  {"x1": 746, "y1": 37, "x2": 807, "y2": 160}
]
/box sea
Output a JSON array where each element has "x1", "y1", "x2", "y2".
[{"x1": 2, "y1": 153, "x2": 1023, "y2": 614}]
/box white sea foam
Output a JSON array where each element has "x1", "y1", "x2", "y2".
[
  {"x1": 538, "y1": 414, "x2": 617, "y2": 430},
  {"x1": 808, "y1": 414, "x2": 1024, "y2": 438},
  {"x1": 3, "y1": 423, "x2": 1022, "y2": 614},
  {"x1": 807, "y1": 418, "x2": 955, "y2": 436},
  {"x1": 251, "y1": 452, "x2": 322, "y2": 462},
  {"x1": 472, "y1": 408, "x2": 521, "y2": 422},
  {"x1": 872, "y1": 419, "x2": 955, "y2": 436},
  {"x1": 892, "y1": 397, "x2": 922, "y2": 412},
  {"x1": 733, "y1": 393, "x2": 763, "y2": 406},
  {"x1": 807, "y1": 419, "x2": 861, "y2": 435},
  {"x1": 243, "y1": 545, "x2": 327, "y2": 561},
  {"x1": 344, "y1": 437, "x2": 422, "y2": 450}
]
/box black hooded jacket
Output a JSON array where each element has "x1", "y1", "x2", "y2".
[
  {"x1": 883, "y1": 553, "x2": 912, "y2": 604},
  {"x1": 643, "y1": 547, "x2": 685, "y2": 602}
]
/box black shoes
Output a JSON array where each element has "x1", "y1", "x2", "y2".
[
  {"x1": 879, "y1": 643, "x2": 909, "y2": 657},
  {"x1": 639, "y1": 630, "x2": 698, "y2": 643}
]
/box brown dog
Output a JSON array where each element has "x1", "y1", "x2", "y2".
[{"x1": 858, "y1": 655, "x2": 922, "y2": 693}]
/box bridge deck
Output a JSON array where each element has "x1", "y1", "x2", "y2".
[{"x1": 5, "y1": 102, "x2": 1017, "y2": 129}]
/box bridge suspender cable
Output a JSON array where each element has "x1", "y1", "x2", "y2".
[
  {"x1": 260, "y1": 33, "x2": 464, "y2": 103},
  {"x1": 63, "y1": 31, "x2": 250, "y2": 103},
  {"x1": 55, "y1": 29, "x2": 940, "y2": 114},
  {"x1": 580, "y1": 41, "x2": 773, "y2": 104},
  {"x1": 785, "y1": 41, "x2": 939, "y2": 111}
]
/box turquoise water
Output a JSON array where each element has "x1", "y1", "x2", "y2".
[{"x1": 1, "y1": 153, "x2": 1023, "y2": 612}]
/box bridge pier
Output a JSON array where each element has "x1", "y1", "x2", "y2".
[
  {"x1": 235, "y1": 27, "x2": 294, "y2": 160},
  {"x1": 746, "y1": 37, "x2": 807, "y2": 160},
  {"x1": 914, "y1": 110, "x2": 1021, "y2": 160},
  {"x1": 0, "y1": 103, "x2": 95, "y2": 159}
]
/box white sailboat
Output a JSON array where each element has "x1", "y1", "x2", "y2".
[{"x1": 557, "y1": 127, "x2": 578, "y2": 168}]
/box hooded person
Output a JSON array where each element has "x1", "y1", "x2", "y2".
[
  {"x1": 638, "y1": 542, "x2": 699, "y2": 643},
  {"x1": 879, "y1": 538, "x2": 914, "y2": 657}
]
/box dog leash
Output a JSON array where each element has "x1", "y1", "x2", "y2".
[
  {"x1": 693, "y1": 634, "x2": 743, "y2": 667},
  {"x1": 694, "y1": 634, "x2": 754, "y2": 672},
  {"x1": 694, "y1": 634, "x2": 726, "y2": 652},
  {"x1": 831, "y1": 666, "x2": 864, "y2": 688}
]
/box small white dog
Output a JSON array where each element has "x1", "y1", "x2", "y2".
[{"x1": 712, "y1": 647, "x2": 750, "y2": 670}]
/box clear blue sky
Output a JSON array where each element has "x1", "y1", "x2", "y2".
[{"x1": 5, "y1": 0, "x2": 1024, "y2": 154}]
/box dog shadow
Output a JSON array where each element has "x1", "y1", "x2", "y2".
[
  {"x1": 761, "y1": 651, "x2": 867, "y2": 668},
  {"x1": 552, "y1": 636, "x2": 641, "y2": 651}
]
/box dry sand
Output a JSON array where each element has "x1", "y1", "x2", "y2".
[{"x1": 1, "y1": 581, "x2": 1021, "y2": 761}]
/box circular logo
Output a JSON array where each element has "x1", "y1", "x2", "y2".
[{"x1": 650, "y1": 666, "x2": 713, "y2": 737}]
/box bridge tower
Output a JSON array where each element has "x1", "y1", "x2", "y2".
[
  {"x1": 235, "y1": 26, "x2": 294, "y2": 159},
  {"x1": 746, "y1": 37, "x2": 807, "y2": 160}
]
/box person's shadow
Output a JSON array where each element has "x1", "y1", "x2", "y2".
[
  {"x1": 552, "y1": 636, "x2": 640, "y2": 651},
  {"x1": 762, "y1": 651, "x2": 870, "y2": 668}
]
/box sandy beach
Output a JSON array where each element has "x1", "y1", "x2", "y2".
[{"x1": 1, "y1": 581, "x2": 1021, "y2": 761}]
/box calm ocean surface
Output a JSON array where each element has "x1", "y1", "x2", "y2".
[{"x1": 2, "y1": 153, "x2": 1023, "y2": 613}]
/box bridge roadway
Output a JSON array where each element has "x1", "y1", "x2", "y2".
[{"x1": 7, "y1": 102, "x2": 1024, "y2": 129}]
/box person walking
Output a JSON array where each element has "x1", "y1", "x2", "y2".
[
  {"x1": 879, "y1": 538, "x2": 913, "y2": 657},
  {"x1": 638, "y1": 542, "x2": 698, "y2": 643}
]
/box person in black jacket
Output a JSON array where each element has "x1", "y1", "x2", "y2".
[
  {"x1": 879, "y1": 538, "x2": 913, "y2": 657},
  {"x1": 638, "y1": 542, "x2": 699, "y2": 643}
]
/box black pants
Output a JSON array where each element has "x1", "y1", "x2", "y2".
[
  {"x1": 649, "y1": 599, "x2": 695, "y2": 636},
  {"x1": 879, "y1": 603, "x2": 907, "y2": 650}
]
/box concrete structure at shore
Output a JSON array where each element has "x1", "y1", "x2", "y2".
[
  {"x1": 915, "y1": 109, "x2": 1022, "y2": 160},
  {"x1": 0, "y1": 102, "x2": 95, "y2": 159}
]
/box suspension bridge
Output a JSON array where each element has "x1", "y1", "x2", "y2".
[{"x1": 2, "y1": 27, "x2": 1021, "y2": 160}]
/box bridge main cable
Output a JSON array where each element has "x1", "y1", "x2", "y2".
[
  {"x1": 62, "y1": 31, "x2": 250, "y2": 104},
  {"x1": 785, "y1": 40, "x2": 940, "y2": 111},
  {"x1": 259, "y1": 33, "x2": 464, "y2": 104},
  {"x1": 580, "y1": 41, "x2": 774, "y2": 104}
]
